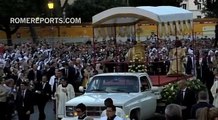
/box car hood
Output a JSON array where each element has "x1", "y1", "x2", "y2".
[{"x1": 65, "y1": 93, "x2": 139, "y2": 106}]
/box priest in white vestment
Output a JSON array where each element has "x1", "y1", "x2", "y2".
[
  {"x1": 212, "y1": 53, "x2": 218, "y2": 107},
  {"x1": 167, "y1": 40, "x2": 186, "y2": 76},
  {"x1": 211, "y1": 78, "x2": 218, "y2": 107},
  {"x1": 56, "y1": 78, "x2": 75, "y2": 119}
]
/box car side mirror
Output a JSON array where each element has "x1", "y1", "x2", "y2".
[
  {"x1": 151, "y1": 86, "x2": 163, "y2": 99},
  {"x1": 79, "y1": 86, "x2": 85, "y2": 92},
  {"x1": 151, "y1": 86, "x2": 159, "y2": 93}
]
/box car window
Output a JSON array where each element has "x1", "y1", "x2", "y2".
[
  {"x1": 86, "y1": 76, "x2": 139, "y2": 93},
  {"x1": 140, "y1": 76, "x2": 150, "y2": 91}
]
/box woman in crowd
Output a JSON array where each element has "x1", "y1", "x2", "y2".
[{"x1": 196, "y1": 107, "x2": 218, "y2": 120}]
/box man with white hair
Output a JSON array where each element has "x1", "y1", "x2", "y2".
[
  {"x1": 191, "y1": 90, "x2": 214, "y2": 119},
  {"x1": 165, "y1": 104, "x2": 183, "y2": 120}
]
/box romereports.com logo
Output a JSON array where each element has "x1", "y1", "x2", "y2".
[{"x1": 10, "y1": 17, "x2": 81, "y2": 24}]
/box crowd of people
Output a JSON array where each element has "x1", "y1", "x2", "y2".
[
  {"x1": 171, "y1": 80, "x2": 218, "y2": 120},
  {"x1": 0, "y1": 36, "x2": 218, "y2": 120}
]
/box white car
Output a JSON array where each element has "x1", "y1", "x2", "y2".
[{"x1": 63, "y1": 73, "x2": 158, "y2": 120}]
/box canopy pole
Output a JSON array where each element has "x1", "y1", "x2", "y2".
[
  {"x1": 156, "y1": 23, "x2": 160, "y2": 86},
  {"x1": 191, "y1": 21, "x2": 196, "y2": 76},
  {"x1": 114, "y1": 24, "x2": 117, "y2": 72},
  {"x1": 175, "y1": 22, "x2": 179, "y2": 81},
  {"x1": 93, "y1": 27, "x2": 96, "y2": 68},
  {"x1": 134, "y1": 24, "x2": 136, "y2": 41}
]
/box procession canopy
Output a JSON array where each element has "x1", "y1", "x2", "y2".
[{"x1": 92, "y1": 6, "x2": 193, "y2": 36}]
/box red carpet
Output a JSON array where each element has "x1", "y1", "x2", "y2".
[{"x1": 150, "y1": 75, "x2": 194, "y2": 86}]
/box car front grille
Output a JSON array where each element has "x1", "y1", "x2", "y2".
[
  {"x1": 86, "y1": 106, "x2": 106, "y2": 116},
  {"x1": 66, "y1": 106, "x2": 124, "y2": 117}
]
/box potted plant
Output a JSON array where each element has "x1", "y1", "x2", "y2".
[
  {"x1": 128, "y1": 57, "x2": 147, "y2": 73},
  {"x1": 186, "y1": 79, "x2": 207, "y2": 94},
  {"x1": 160, "y1": 79, "x2": 206, "y2": 105}
]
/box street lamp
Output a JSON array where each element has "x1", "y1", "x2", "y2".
[
  {"x1": 48, "y1": 1, "x2": 55, "y2": 47},
  {"x1": 48, "y1": 1, "x2": 54, "y2": 10}
]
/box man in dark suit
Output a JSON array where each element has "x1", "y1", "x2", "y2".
[
  {"x1": 191, "y1": 91, "x2": 214, "y2": 119},
  {"x1": 201, "y1": 52, "x2": 209, "y2": 84},
  {"x1": 15, "y1": 81, "x2": 34, "y2": 120},
  {"x1": 34, "y1": 75, "x2": 51, "y2": 120},
  {"x1": 46, "y1": 62, "x2": 56, "y2": 80},
  {"x1": 186, "y1": 55, "x2": 193, "y2": 75},
  {"x1": 62, "y1": 61, "x2": 76, "y2": 88},
  {"x1": 175, "y1": 80, "x2": 196, "y2": 119},
  {"x1": 27, "y1": 64, "x2": 42, "y2": 82},
  {"x1": 205, "y1": 62, "x2": 215, "y2": 104}
]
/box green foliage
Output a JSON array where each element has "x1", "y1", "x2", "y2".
[
  {"x1": 129, "y1": 0, "x2": 181, "y2": 7},
  {"x1": 65, "y1": 0, "x2": 182, "y2": 22},
  {"x1": 65, "y1": 0, "x2": 126, "y2": 22},
  {"x1": 0, "y1": 0, "x2": 45, "y2": 18},
  {"x1": 202, "y1": 0, "x2": 218, "y2": 18},
  {"x1": 186, "y1": 79, "x2": 207, "y2": 93},
  {"x1": 161, "y1": 83, "x2": 179, "y2": 105},
  {"x1": 0, "y1": 0, "x2": 47, "y2": 45},
  {"x1": 160, "y1": 79, "x2": 206, "y2": 105}
]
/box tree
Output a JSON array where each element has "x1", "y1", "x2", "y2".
[
  {"x1": 0, "y1": 0, "x2": 46, "y2": 45},
  {"x1": 55, "y1": 0, "x2": 69, "y2": 17},
  {"x1": 201, "y1": 0, "x2": 218, "y2": 17},
  {"x1": 65, "y1": 0, "x2": 182, "y2": 23},
  {"x1": 65, "y1": 0, "x2": 126, "y2": 22},
  {"x1": 200, "y1": 0, "x2": 218, "y2": 47},
  {"x1": 129, "y1": 0, "x2": 181, "y2": 7}
]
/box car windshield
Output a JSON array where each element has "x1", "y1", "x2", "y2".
[{"x1": 86, "y1": 75, "x2": 139, "y2": 93}]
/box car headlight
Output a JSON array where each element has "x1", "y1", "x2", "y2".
[
  {"x1": 66, "y1": 106, "x2": 76, "y2": 117},
  {"x1": 125, "y1": 115, "x2": 129, "y2": 119},
  {"x1": 66, "y1": 111, "x2": 74, "y2": 117},
  {"x1": 66, "y1": 106, "x2": 74, "y2": 111}
]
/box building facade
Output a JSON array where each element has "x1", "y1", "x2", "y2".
[{"x1": 180, "y1": 0, "x2": 205, "y2": 18}]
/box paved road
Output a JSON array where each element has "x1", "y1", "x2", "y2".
[
  {"x1": 12, "y1": 93, "x2": 83, "y2": 120},
  {"x1": 11, "y1": 99, "x2": 165, "y2": 120},
  {"x1": 12, "y1": 101, "x2": 56, "y2": 120}
]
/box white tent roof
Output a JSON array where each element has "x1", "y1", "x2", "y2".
[{"x1": 92, "y1": 6, "x2": 193, "y2": 26}]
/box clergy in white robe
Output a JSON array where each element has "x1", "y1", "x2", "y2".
[
  {"x1": 100, "y1": 116, "x2": 123, "y2": 120},
  {"x1": 56, "y1": 79, "x2": 75, "y2": 118},
  {"x1": 101, "y1": 107, "x2": 127, "y2": 120},
  {"x1": 211, "y1": 79, "x2": 218, "y2": 107},
  {"x1": 100, "y1": 105, "x2": 123, "y2": 120}
]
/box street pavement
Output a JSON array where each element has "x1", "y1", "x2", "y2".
[
  {"x1": 12, "y1": 93, "x2": 82, "y2": 120},
  {"x1": 12, "y1": 101, "x2": 56, "y2": 120},
  {"x1": 11, "y1": 95, "x2": 165, "y2": 120}
]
